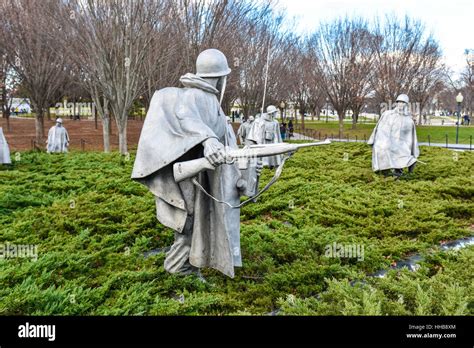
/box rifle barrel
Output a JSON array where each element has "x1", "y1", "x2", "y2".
[
  {"x1": 229, "y1": 139, "x2": 331, "y2": 158},
  {"x1": 295, "y1": 139, "x2": 331, "y2": 148}
]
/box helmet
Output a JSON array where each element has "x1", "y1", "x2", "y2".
[
  {"x1": 396, "y1": 94, "x2": 409, "y2": 104},
  {"x1": 56, "y1": 118, "x2": 63, "y2": 124},
  {"x1": 248, "y1": 116, "x2": 255, "y2": 121},
  {"x1": 196, "y1": 49, "x2": 231, "y2": 78},
  {"x1": 266, "y1": 105, "x2": 278, "y2": 114}
]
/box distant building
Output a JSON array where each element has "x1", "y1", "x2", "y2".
[{"x1": 9, "y1": 98, "x2": 31, "y2": 114}]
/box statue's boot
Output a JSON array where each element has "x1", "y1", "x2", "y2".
[
  {"x1": 393, "y1": 168, "x2": 403, "y2": 179},
  {"x1": 192, "y1": 269, "x2": 207, "y2": 283},
  {"x1": 408, "y1": 162, "x2": 416, "y2": 173}
]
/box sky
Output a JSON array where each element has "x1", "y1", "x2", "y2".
[{"x1": 278, "y1": 0, "x2": 474, "y2": 76}]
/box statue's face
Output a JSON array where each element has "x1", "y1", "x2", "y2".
[{"x1": 396, "y1": 102, "x2": 408, "y2": 114}]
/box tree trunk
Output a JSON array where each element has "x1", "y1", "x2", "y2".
[
  {"x1": 300, "y1": 110, "x2": 305, "y2": 129},
  {"x1": 94, "y1": 105, "x2": 98, "y2": 130},
  {"x1": 102, "y1": 101, "x2": 111, "y2": 153},
  {"x1": 90, "y1": 91, "x2": 111, "y2": 152},
  {"x1": 314, "y1": 107, "x2": 320, "y2": 121},
  {"x1": 35, "y1": 108, "x2": 45, "y2": 143},
  {"x1": 1, "y1": 82, "x2": 11, "y2": 131},
  {"x1": 113, "y1": 107, "x2": 129, "y2": 154},
  {"x1": 102, "y1": 116, "x2": 111, "y2": 153},
  {"x1": 336, "y1": 108, "x2": 345, "y2": 137},
  {"x1": 118, "y1": 122, "x2": 127, "y2": 154},
  {"x1": 352, "y1": 110, "x2": 359, "y2": 130},
  {"x1": 3, "y1": 108, "x2": 11, "y2": 132}
]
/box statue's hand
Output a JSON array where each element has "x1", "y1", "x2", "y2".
[{"x1": 203, "y1": 138, "x2": 225, "y2": 166}]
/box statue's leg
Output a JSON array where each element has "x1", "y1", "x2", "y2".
[
  {"x1": 164, "y1": 179, "x2": 198, "y2": 276},
  {"x1": 164, "y1": 215, "x2": 198, "y2": 275}
]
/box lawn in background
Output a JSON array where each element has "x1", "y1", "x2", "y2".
[{"x1": 297, "y1": 121, "x2": 474, "y2": 144}]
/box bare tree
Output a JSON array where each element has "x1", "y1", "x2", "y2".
[
  {"x1": 371, "y1": 15, "x2": 442, "y2": 117},
  {"x1": 140, "y1": 26, "x2": 182, "y2": 111},
  {"x1": 0, "y1": 53, "x2": 20, "y2": 132},
  {"x1": 168, "y1": 0, "x2": 288, "y2": 116},
  {"x1": 292, "y1": 39, "x2": 338, "y2": 125},
  {"x1": 346, "y1": 26, "x2": 376, "y2": 129},
  {"x1": 308, "y1": 17, "x2": 373, "y2": 135},
  {"x1": 61, "y1": 0, "x2": 169, "y2": 154},
  {"x1": 0, "y1": 0, "x2": 70, "y2": 142},
  {"x1": 406, "y1": 37, "x2": 445, "y2": 124},
  {"x1": 229, "y1": 4, "x2": 294, "y2": 116},
  {"x1": 286, "y1": 42, "x2": 314, "y2": 128}
]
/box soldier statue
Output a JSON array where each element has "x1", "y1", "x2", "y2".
[
  {"x1": 0, "y1": 127, "x2": 11, "y2": 164},
  {"x1": 247, "y1": 105, "x2": 283, "y2": 169},
  {"x1": 132, "y1": 49, "x2": 246, "y2": 278},
  {"x1": 237, "y1": 115, "x2": 255, "y2": 145},
  {"x1": 46, "y1": 118, "x2": 70, "y2": 153},
  {"x1": 368, "y1": 94, "x2": 420, "y2": 178},
  {"x1": 131, "y1": 49, "x2": 332, "y2": 279}
]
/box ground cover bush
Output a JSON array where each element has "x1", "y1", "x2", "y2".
[{"x1": 0, "y1": 143, "x2": 472, "y2": 315}]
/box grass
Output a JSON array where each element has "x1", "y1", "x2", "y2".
[
  {"x1": 0, "y1": 144, "x2": 472, "y2": 315},
  {"x1": 297, "y1": 121, "x2": 474, "y2": 145}
]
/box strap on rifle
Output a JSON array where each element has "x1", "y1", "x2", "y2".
[{"x1": 191, "y1": 153, "x2": 293, "y2": 209}]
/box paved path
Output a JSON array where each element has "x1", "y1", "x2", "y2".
[{"x1": 290, "y1": 132, "x2": 473, "y2": 150}]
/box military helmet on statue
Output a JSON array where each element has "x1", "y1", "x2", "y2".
[
  {"x1": 266, "y1": 105, "x2": 278, "y2": 114},
  {"x1": 396, "y1": 94, "x2": 409, "y2": 104},
  {"x1": 196, "y1": 49, "x2": 231, "y2": 78}
]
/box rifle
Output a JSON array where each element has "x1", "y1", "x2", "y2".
[{"x1": 173, "y1": 139, "x2": 331, "y2": 183}]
